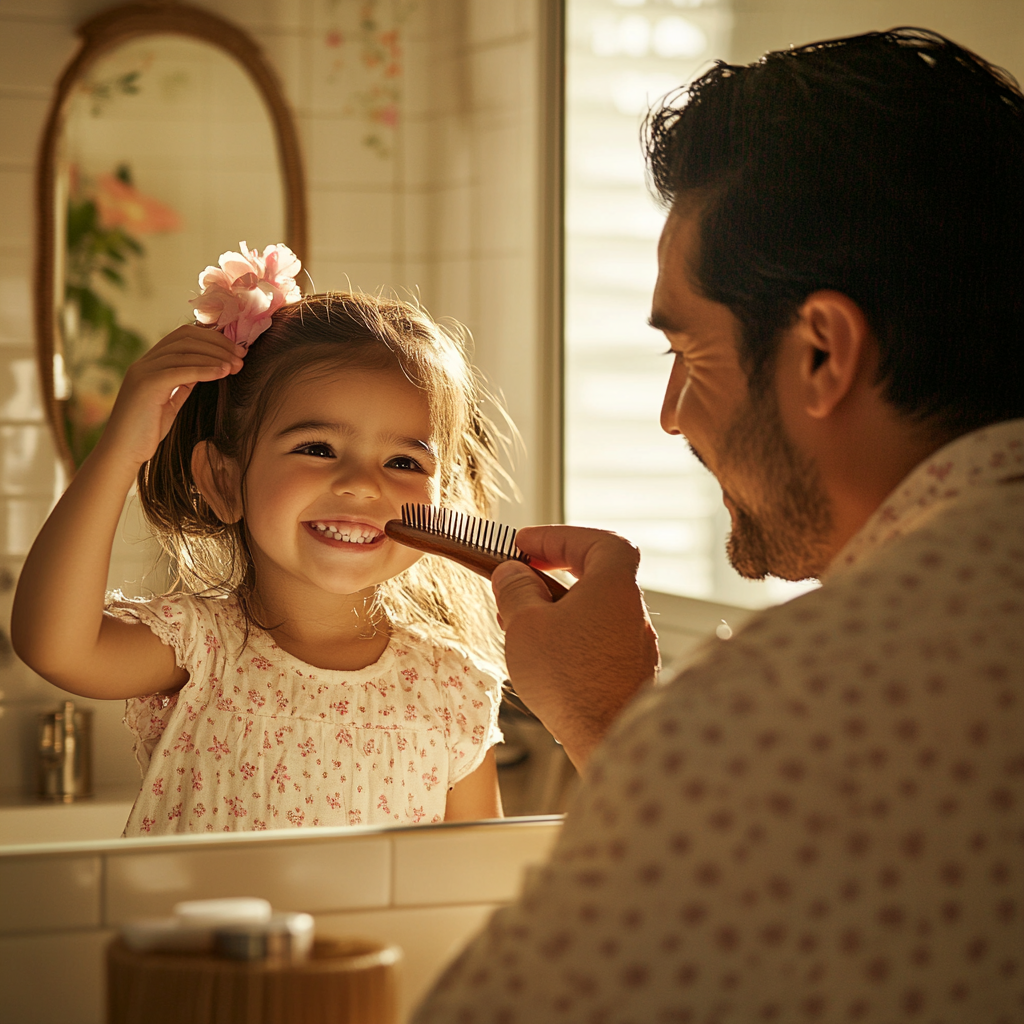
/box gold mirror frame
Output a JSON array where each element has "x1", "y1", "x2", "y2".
[{"x1": 34, "y1": 0, "x2": 307, "y2": 477}]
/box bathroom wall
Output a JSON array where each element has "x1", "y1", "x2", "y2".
[{"x1": 0, "y1": 0, "x2": 555, "y2": 801}]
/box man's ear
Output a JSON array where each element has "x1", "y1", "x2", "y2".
[
  {"x1": 789, "y1": 290, "x2": 874, "y2": 420},
  {"x1": 191, "y1": 441, "x2": 242, "y2": 524}
]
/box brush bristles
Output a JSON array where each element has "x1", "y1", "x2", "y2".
[{"x1": 400, "y1": 504, "x2": 528, "y2": 562}]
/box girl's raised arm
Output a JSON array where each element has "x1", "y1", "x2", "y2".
[{"x1": 10, "y1": 326, "x2": 243, "y2": 700}]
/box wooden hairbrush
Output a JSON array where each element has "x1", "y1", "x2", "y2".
[{"x1": 384, "y1": 504, "x2": 569, "y2": 601}]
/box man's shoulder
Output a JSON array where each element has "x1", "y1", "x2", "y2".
[
  {"x1": 738, "y1": 476, "x2": 1022, "y2": 653},
  {"x1": 606, "y1": 480, "x2": 1023, "y2": 758}
]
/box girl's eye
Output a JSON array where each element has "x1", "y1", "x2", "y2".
[
  {"x1": 386, "y1": 455, "x2": 423, "y2": 472},
  {"x1": 295, "y1": 443, "x2": 334, "y2": 458}
]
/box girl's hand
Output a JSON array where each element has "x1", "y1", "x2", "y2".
[{"x1": 97, "y1": 325, "x2": 244, "y2": 468}]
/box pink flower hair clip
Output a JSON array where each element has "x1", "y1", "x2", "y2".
[{"x1": 191, "y1": 242, "x2": 302, "y2": 351}]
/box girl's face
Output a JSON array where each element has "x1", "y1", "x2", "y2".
[{"x1": 240, "y1": 363, "x2": 439, "y2": 600}]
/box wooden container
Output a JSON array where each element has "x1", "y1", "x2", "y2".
[{"x1": 107, "y1": 936, "x2": 400, "y2": 1024}]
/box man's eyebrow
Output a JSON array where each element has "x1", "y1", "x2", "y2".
[{"x1": 648, "y1": 310, "x2": 683, "y2": 332}]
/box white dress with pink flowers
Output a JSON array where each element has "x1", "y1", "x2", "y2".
[{"x1": 106, "y1": 593, "x2": 503, "y2": 836}]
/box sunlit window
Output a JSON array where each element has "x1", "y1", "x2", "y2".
[{"x1": 564, "y1": 0, "x2": 817, "y2": 608}]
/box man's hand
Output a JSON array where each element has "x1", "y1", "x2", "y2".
[{"x1": 491, "y1": 526, "x2": 660, "y2": 772}]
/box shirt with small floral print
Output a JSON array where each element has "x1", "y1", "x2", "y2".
[
  {"x1": 107, "y1": 595, "x2": 502, "y2": 836},
  {"x1": 415, "y1": 419, "x2": 1024, "y2": 1024}
]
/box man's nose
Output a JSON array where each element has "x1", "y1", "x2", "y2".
[{"x1": 660, "y1": 362, "x2": 685, "y2": 435}]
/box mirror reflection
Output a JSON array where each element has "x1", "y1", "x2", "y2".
[
  {"x1": 14, "y1": 0, "x2": 1012, "y2": 852},
  {"x1": 56, "y1": 36, "x2": 285, "y2": 467},
  {"x1": 19, "y1": 3, "x2": 576, "y2": 845}
]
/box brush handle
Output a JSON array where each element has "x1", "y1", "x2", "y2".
[{"x1": 384, "y1": 521, "x2": 569, "y2": 601}]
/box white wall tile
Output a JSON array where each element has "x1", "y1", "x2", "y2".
[
  {"x1": 0, "y1": 853, "x2": 101, "y2": 933},
  {"x1": 251, "y1": 27, "x2": 312, "y2": 115},
  {"x1": 0, "y1": 95, "x2": 49, "y2": 169},
  {"x1": 308, "y1": 257, "x2": 397, "y2": 295},
  {"x1": 2, "y1": 496, "x2": 54, "y2": 557},
  {"x1": 463, "y1": 254, "x2": 542, "y2": 526},
  {"x1": 472, "y1": 253, "x2": 539, "y2": 400},
  {"x1": 399, "y1": 192, "x2": 431, "y2": 267},
  {"x1": 0, "y1": 927, "x2": 111, "y2": 1024},
  {"x1": 404, "y1": 42, "x2": 466, "y2": 122},
  {"x1": 467, "y1": 1, "x2": 523, "y2": 47},
  {"x1": 473, "y1": 118, "x2": 537, "y2": 257},
  {"x1": 190, "y1": 0, "x2": 307, "y2": 35},
  {"x1": 392, "y1": 819, "x2": 561, "y2": 906},
  {"x1": 0, "y1": 0, "x2": 105, "y2": 20},
  {"x1": 0, "y1": 169, "x2": 33, "y2": 248},
  {"x1": 468, "y1": 39, "x2": 533, "y2": 115},
  {"x1": 0, "y1": 20, "x2": 77, "y2": 92},
  {"x1": 0, "y1": 275, "x2": 33, "y2": 347},
  {"x1": 0, "y1": 425, "x2": 57, "y2": 496},
  {"x1": 310, "y1": 187, "x2": 397, "y2": 260},
  {"x1": 0, "y1": 353, "x2": 46, "y2": 419},
  {"x1": 434, "y1": 183, "x2": 475, "y2": 260},
  {"x1": 428, "y1": 257, "x2": 475, "y2": 330},
  {"x1": 411, "y1": 113, "x2": 474, "y2": 189},
  {"x1": 306, "y1": 116, "x2": 399, "y2": 190},
  {"x1": 316, "y1": 903, "x2": 499, "y2": 1024},
  {"x1": 0, "y1": 700, "x2": 43, "y2": 799},
  {"x1": 83, "y1": 694, "x2": 141, "y2": 792},
  {"x1": 403, "y1": 184, "x2": 473, "y2": 263},
  {"x1": 105, "y1": 832, "x2": 391, "y2": 922}
]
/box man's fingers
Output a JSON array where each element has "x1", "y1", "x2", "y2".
[
  {"x1": 512, "y1": 525, "x2": 641, "y2": 580},
  {"x1": 491, "y1": 561, "x2": 554, "y2": 620}
]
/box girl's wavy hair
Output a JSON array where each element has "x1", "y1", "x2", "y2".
[{"x1": 137, "y1": 291, "x2": 515, "y2": 672}]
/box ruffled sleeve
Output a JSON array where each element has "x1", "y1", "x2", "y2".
[
  {"x1": 438, "y1": 647, "x2": 504, "y2": 787},
  {"x1": 104, "y1": 592, "x2": 215, "y2": 775}
]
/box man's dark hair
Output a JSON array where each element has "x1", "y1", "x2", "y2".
[{"x1": 645, "y1": 28, "x2": 1024, "y2": 432}]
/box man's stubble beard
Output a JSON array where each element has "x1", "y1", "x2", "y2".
[{"x1": 713, "y1": 388, "x2": 834, "y2": 582}]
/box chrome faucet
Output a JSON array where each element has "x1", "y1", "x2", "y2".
[{"x1": 38, "y1": 701, "x2": 92, "y2": 802}]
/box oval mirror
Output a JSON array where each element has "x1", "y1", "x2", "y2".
[{"x1": 35, "y1": 1, "x2": 306, "y2": 473}]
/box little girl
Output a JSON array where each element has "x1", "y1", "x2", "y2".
[{"x1": 12, "y1": 244, "x2": 510, "y2": 834}]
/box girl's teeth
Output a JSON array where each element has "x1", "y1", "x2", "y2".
[{"x1": 312, "y1": 522, "x2": 378, "y2": 544}]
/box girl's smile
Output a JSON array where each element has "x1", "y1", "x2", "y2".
[
  {"x1": 305, "y1": 520, "x2": 385, "y2": 546},
  {"x1": 238, "y1": 363, "x2": 438, "y2": 603}
]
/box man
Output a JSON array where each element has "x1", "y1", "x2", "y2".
[{"x1": 416, "y1": 29, "x2": 1023, "y2": 1022}]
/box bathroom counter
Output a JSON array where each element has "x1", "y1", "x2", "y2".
[
  {"x1": 0, "y1": 815, "x2": 564, "y2": 1024},
  {"x1": 0, "y1": 785, "x2": 138, "y2": 846}
]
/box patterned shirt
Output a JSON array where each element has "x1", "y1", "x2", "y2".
[
  {"x1": 107, "y1": 595, "x2": 502, "y2": 835},
  {"x1": 415, "y1": 419, "x2": 1024, "y2": 1023}
]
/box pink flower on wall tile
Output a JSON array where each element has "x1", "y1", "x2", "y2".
[{"x1": 321, "y1": 0, "x2": 414, "y2": 157}]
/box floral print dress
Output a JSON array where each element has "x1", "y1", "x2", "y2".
[{"x1": 106, "y1": 594, "x2": 503, "y2": 836}]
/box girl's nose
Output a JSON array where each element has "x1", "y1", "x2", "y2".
[{"x1": 330, "y1": 462, "x2": 380, "y2": 499}]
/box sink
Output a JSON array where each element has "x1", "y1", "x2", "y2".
[{"x1": 0, "y1": 786, "x2": 138, "y2": 846}]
